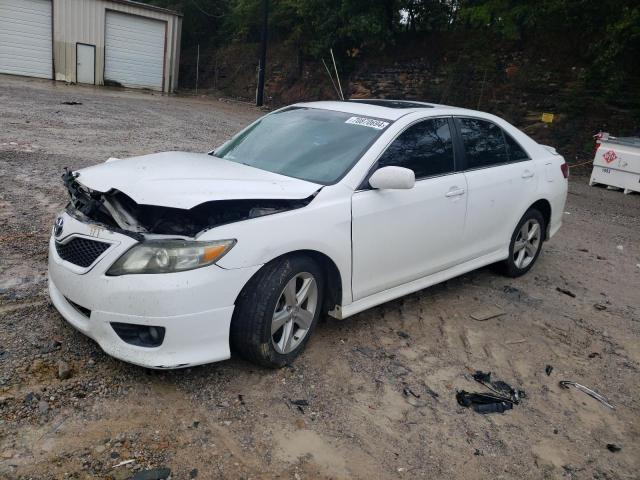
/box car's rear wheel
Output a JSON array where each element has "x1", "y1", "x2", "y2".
[
  {"x1": 502, "y1": 208, "x2": 546, "y2": 277},
  {"x1": 230, "y1": 255, "x2": 324, "y2": 368}
]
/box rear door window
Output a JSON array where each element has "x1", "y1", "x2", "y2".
[
  {"x1": 377, "y1": 118, "x2": 455, "y2": 179},
  {"x1": 455, "y1": 118, "x2": 509, "y2": 169}
]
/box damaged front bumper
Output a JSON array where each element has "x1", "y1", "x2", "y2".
[{"x1": 48, "y1": 212, "x2": 261, "y2": 368}]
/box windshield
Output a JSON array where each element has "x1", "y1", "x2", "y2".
[{"x1": 215, "y1": 107, "x2": 390, "y2": 184}]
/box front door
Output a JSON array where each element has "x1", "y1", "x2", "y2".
[
  {"x1": 351, "y1": 117, "x2": 468, "y2": 300},
  {"x1": 76, "y1": 43, "x2": 95, "y2": 85}
]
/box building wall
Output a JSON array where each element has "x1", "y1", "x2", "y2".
[{"x1": 52, "y1": 0, "x2": 181, "y2": 92}]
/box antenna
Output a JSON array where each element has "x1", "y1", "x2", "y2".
[
  {"x1": 330, "y1": 49, "x2": 345, "y2": 101},
  {"x1": 321, "y1": 58, "x2": 341, "y2": 100}
]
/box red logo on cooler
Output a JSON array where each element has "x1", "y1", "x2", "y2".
[{"x1": 603, "y1": 150, "x2": 617, "y2": 164}]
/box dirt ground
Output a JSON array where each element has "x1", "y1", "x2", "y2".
[{"x1": 1, "y1": 75, "x2": 639, "y2": 480}]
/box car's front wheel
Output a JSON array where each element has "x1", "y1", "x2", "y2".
[
  {"x1": 230, "y1": 255, "x2": 324, "y2": 368},
  {"x1": 502, "y1": 208, "x2": 546, "y2": 277}
]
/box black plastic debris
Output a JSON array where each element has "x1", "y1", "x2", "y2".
[
  {"x1": 289, "y1": 398, "x2": 309, "y2": 413},
  {"x1": 556, "y1": 287, "x2": 576, "y2": 298},
  {"x1": 456, "y1": 391, "x2": 513, "y2": 414},
  {"x1": 472, "y1": 370, "x2": 526, "y2": 404},
  {"x1": 606, "y1": 444, "x2": 621, "y2": 453},
  {"x1": 456, "y1": 371, "x2": 526, "y2": 414},
  {"x1": 545, "y1": 365, "x2": 554, "y2": 376},
  {"x1": 61, "y1": 101, "x2": 83, "y2": 105}
]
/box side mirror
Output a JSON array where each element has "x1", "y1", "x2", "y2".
[{"x1": 369, "y1": 166, "x2": 415, "y2": 190}]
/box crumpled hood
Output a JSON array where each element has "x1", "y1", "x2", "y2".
[{"x1": 75, "y1": 151, "x2": 321, "y2": 209}]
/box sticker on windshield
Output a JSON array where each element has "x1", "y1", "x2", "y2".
[{"x1": 345, "y1": 116, "x2": 389, "y2": 130}]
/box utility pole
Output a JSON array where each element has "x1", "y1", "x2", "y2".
[{"x1": 256, "y1": 0, "x2": 268, "y2": 106}]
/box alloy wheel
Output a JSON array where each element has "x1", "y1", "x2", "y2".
[
  {"x1": 271, "y1": 272, "x2": 318, "y2": 354},
  {"x1": 513, "y1": 219, "x2": 541, "y2": 269}
]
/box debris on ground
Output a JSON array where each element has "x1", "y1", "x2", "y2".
[
  {"x1": 132, "y1": 467, "x2": 171, "y2": 480},
  {"x1": 403, "y1": 386, "x2": 429, "y2": 407},
  {"x1": 456, "y1": 390, "x2": 513, "y2": 414},
  {"x1": 472, "y1": 371, "x2": 525, "y2": 404},
  {"x1": 289, "y1": 398, "x2": 309, "y2": 413},
  {"x1": 606, "y1": 444, "x2": 621, "y2": 453},
  {"x1": 594, "y1": 303, "x2": 607, "y2": 311},
  {"x1": 470, "y1": 305, "x2": 506, "y2": 321},
  {"x1": 556, "y1": 287, "x2": 577, "y2": 298},
  {"x1": 61, "y1": 101, "x2": 83, "y2": 105},
  {"x1": 456, "y1": 371, "x2": 526, "y2": 414},
  {"x1": 545, "y1": 365, "x2": 554, "y2": 376},
  {"x1": 558, "y1": 381, "x2": 614, "y2": 409}
]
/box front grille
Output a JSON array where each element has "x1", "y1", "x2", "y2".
[{"x1": 55, "y1": 237, "x2": 111, "y2": 268}]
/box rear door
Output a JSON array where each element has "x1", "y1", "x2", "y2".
[
  {"x1": 351, "y1": 117, "x2": 468, "y2": 300},
  {"x1": 454, "y1": 117, "x2": 537, "y2": 260}
]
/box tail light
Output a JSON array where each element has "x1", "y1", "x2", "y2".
[{"x1": 561, "y1": 162, "x2": 569, "y2": 179}]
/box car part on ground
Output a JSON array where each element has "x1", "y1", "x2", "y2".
[
  {"x1": 559, "y1": 381, "x2": 614, "y2": 409},
  {"x1": 457, "y1": 370, "x2": 526, "y2": 414},
  {"x1": 456, "y1": 390, "x2": 514, "y2": 414},
  {"x1": 472, "y1": 370, "x2": 526, "y2": 404}
]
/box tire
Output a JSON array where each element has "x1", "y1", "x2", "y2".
[
  {"x1": 501, "y1": 208, "x2": 546, "y2": 278},
  {"x1": 230, "y1": 255, "x2": 324, "y2": 368}
]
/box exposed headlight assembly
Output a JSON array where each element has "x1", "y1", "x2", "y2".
[{"x1": 106, "y1": 239, "x2": 236, "y2": 275}]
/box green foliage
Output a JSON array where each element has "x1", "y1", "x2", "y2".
[{"x1": 139, "y1": 0, "x2": 638, "y2": 108}]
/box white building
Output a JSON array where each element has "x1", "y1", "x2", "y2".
[{"x1": 0, "y1": 0, "x2": 182, "y2": 92}]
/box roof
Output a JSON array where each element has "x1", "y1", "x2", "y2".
[
  {"x1": 294, "y1": 100, "x2": 463, "y2": 121},
  {"x1": 110, "y1": 0, "x2": 183, "y2": 17}
]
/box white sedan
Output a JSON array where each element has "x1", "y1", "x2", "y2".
[{"x1": 48, "y1": 100, "x2": 568, "y2": 368}]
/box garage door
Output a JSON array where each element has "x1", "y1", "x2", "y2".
[
  {"x1": 0, "y1": 0, "x2": 52, "y2": 79},
  {"x1": 105, "y1": 11, "x2": 165, "y2": 91}
]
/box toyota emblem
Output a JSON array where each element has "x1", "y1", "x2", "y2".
[{"x1": 54, "y1": 217, "x2": 64, "y2": 237}]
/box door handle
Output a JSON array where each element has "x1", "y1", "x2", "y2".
[
  {"x1": 445, "y1": 187, "x2": 465, "y2": 198},
  {"x1": 522, "y1": 170, "x2": 535, "y2": 179}
]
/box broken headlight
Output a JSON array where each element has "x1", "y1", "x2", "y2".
[{"x1": 106, "y1": 239, "x2": 236, "y2": 275}]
